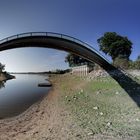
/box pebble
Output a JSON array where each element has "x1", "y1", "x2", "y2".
[
  {"x1": 93, "y1": 106, "x2": 98, "y2": 110},
  {"x1": 87, "y1": 132, "x2": 94, "y2": 136},
  {"x1": 88, "y1": 132, "x2": 93, "y2": 135},
  {"x1": 136, "y1": 118, "x2": 140, "y2": 122},
  {"x1": 76, "y1": 134, "x2": 81, "y2": 137},
  {"x1": 78, "y1": 92, "x2": 81, "y2": 94},
  {"x1": 88, "y1": 121, "x2": 92, "y2": 124},
  {"x1": 73, "y1": 96, "x2": 78, "y2": 100},
  {"x1": 107, "y1": 122, "x2": 112, "y2": 126},
  {"x1": 97, "y1": 91, "x2": 101, "y2": 94},
  {"x1": 80, "y1": 89, "x2": 83, "y2": 93},
  {"x1": 100, "y1": 112, "x2": 103, "y2": 115}
]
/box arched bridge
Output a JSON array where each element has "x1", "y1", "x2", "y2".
[{"x1": 0, "y1": 32, "x2": 114, "y2": 70}]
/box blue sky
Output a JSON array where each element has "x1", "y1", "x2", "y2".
[{"x1": 0, "y1": 0, "x2": 140, "y2": 72}]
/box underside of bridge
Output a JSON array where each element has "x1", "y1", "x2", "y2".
[{"x1": 0, "y1": 32, "x2": 115, "y2": 70}]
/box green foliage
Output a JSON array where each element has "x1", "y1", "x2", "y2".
[
  {"x1": 48, "y1": 69, "x2": 70, "y2": 74},
  {"x1": 0, "y1": 63, "x2": 5, "y2": 73},
  {"x1": 136, "y1": 55, "x2": 140, "y2": 61},
  {"x1": 128, "y1": 55, "x2": 140, "y2": 69},
  {"x1": 97, "y1": 32, "x2": 132, "y2": 61},
  {"x1": 65, "y1": 53, "x2": 95, "y2": 67},
  {"x1": 129, "y1": 59, "x2": 140, "y2": 70},
  {"x1": 113, "y1": 57, "x2": 129, "y2": 69},
  {"x1": 55, "y1": 69, "x2": 70, "y2": 74}
]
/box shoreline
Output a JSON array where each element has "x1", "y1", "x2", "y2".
[
  {"x1": 0, "y1": 73, "x2": 139, "y2": 139},
  {"x1": 0, "y1": 72, "x2": 15, "y2": 81},
  {"x1": 0, "y1": 83, "x2": 54, "y2": 139},
  {"x1": 0, "y1": 74, "x2": 82, "y2": 140}
]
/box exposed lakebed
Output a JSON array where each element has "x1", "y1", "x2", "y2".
[{"x1": 0, "y1": 74, "x2": 50, "y2": 119}]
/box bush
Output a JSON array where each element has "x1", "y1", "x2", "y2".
[
  {"x1": 129, "y1": 60, "x2": 140, "y2": 70},
  {"x1": 113, "y1": 57, "x2": 129, "y2": 69}
]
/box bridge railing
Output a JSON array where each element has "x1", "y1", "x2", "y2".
[{"x1": 0, "y1": 32, "x2": 110, "y2": 63}]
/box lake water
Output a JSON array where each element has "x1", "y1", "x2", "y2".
[{"x1": 0, "y1": 74, "x2": 51, "y2": 119}]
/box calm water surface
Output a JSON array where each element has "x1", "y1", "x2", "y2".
[{"x1": 0, "y1": 74, "x2": 50, "y2": 119}]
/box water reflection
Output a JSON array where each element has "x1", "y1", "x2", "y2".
[
  {"x1": 0, "y1": 74, "x2": 50, "y2": 119},
  {"x1": 0, "y1": 80, "x2": 5, "y2": 89}
]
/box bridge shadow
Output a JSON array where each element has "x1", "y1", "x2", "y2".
[{"x1": 105, "y1": 67, "x2": 140, "y2": 107}]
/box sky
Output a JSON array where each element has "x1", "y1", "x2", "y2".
[{"x1": 0, "y1": 0, "x2": 140, "y2": 72}]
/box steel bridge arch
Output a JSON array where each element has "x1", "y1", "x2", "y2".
[{"x1": 0, "y1": 32, "x2": 114, "y2": 70}]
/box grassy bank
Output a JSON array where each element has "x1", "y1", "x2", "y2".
[{"x1": 56, "y1": 74, "x2": 140, "y2": 139}]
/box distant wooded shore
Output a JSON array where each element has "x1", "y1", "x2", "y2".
[{"x1": 10, "y1": 69, "x2": 70, "y2": 75}]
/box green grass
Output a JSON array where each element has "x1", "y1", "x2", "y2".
[{"x1": 59, "y1": 75, "x2": 140, "y2": 139}]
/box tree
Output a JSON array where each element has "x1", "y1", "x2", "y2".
[
  {"x1": 97, "y1": 32, "x2": 132, "y2": 62},
  {"x1": 65, "y1": 53, "x2": 95, "y2": 67},
  {"x1": 113, "y1": 57, "x2": 129, "y2": 69},
  {"x1": 136, "y1": 55, "x2": 140, "y2": 61},
  {"x1": 132, "y1": 55, "x2": 140, "y2": 69},
  {"x1": 0, "y1": 63, "x2": 5, "y2": 73}
]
